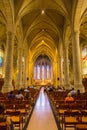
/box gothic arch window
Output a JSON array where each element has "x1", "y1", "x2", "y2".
[
  {"x1": 47, "y1": 65, "x2": 49, "y2": 79},
  {"x1": 37, "y1": 65, "x2": 40, "y2": 79},
  {"x1": 42, "y1": 64, "x2": 44, "y2": 80},
  {"x1": 82, "y1": 45, "x2": 87, "y2": 76},
  {"x1": 34, "y1": 55, "x2": 52, "y2": 81},
  {"x1": 34, "y1": 66, "x2": 36, "y2": 79}
]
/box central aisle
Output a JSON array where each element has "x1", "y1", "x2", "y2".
[{"x1": 27, "y1": 87, "x2": 58, "y2": 130}]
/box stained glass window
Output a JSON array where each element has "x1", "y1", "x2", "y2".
[
  {"x1": 82, "y1": 46, "x2": 87, "y2": 75},
  {"x1": 47, "y1": 65, "x2": 49, "y2": 79},
  {"x1": 42, "y1": 65, "x2": 44, "y2": 80},
  {"x1": 82, "y1": 46, "x2": 86, "y2": 58},
  {"x1": 34, "y1": 55, "x2": 52, "y2": 81},
  {"x1": 37, "y1": 65, "x2": 40, "y2": 79}
]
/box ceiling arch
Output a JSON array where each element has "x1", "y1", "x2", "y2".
[
  {"x1": 31, "y1": 45, "x2": 55, "y2": 64},
  {"x1": 1, "y1": 0, "x2": 87, "y2": 68},
  {"x1": 23, "y1": 9, "x2": 63, "y2": 44},
  {"x1": 15, "y1": 0, "x2": 69, "y2": 24},
  {"x1": 14, "y1": 0, "x2": 71, "y2": 51}
]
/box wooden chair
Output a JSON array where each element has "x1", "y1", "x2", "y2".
[
  {"x1": 75, "y1": 124, "x2": 87, "y2": 130},
  {"x1": 70, "y1": 104, "x2": 83, "y2": 112},
  {"x1": 57, "y1": 103, "x2": 69, "y2": 119},
  {"x1": 0, "y1": 122, "x2": 10, "y2": 130},
  {"x1": 80, "y1": 111, "x2": 87, "y2": 124},
  {"x1": 56, "y1": 103, "x2": 69, "y2": 129},
  {"x1": 4, "y1": 104, "x2": 15, "y2": 112},
  {"x1": 6, "y1": 111, "x2": 22, "y2": 130},
  {"x1": 0, "y1": 125, "x2": 7, "y2": 130},
  {"x1": 15, "y1": 104, "x2": 28, "y2": 125},
  {"x1": 63, "y1": 111, "x2": 79, "y2": 130}
]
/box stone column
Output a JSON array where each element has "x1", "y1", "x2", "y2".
[
  {"x1": 58, "y1": 55, "x2": 63, "y2": 86},
  {"x1": 26, "y1": 55, "x2": 29, "y2": 86},
  {"x1": 3, "y1": 47, "x2": 6, "y2": 78},
  {"x1": 22, "y1": 56, "x2": 24, "y2": 87},
  {"x1": 28, "y1": 61, "x2": 33, "y2": 85},
  {"x1": 80, "y1": 44, "x2": 82, "y2": 76},
  {"x1": 72, "y1": 31, "x2": 84, "y2": 92},
  {"x1": 2, "y1": 31, "x2": 14, "y2": 93},
  {"x1": 22, "y1": 56, "x2": 26, "y2": 88},
  {"x1": 63, "y1": 48, "x2": 70, "y2": 89},
  {"x1": 16, "y1": 47, "x2": 23, "y2": 89}
]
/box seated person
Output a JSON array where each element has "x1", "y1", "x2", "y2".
[
  {"x1": 8, "y1": 91, "x2": 15, "y2": 99},
  {"x1": 76, "y1": 89, "x2": 81, "y2": 98},
  {"x1": 0, "y1": 104, "x2": 14, "y2": 130},
  {"x1": 24, "y1": 87, "x2": 29, "y2": 92},
  {"x1": 65, "y1": 93, "x2": 74, "y2": 103},
  {"x1": 24, "y1": 92, "x2": 30, "y2": 99},
  {"x1": 15, "y1": 91, "x2": 24, "y2": 99},
  {"x1": 58, "y1": 86, "x2": 63, "y2": 91},
  {"x1": 69, "y1": 87, "x2": 76, "y2": 96},
  {"x1": 24, "y1": 87, "x2": 30, "y2": 99}
]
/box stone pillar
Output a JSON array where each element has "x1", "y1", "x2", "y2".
[
  {"x1": 32, "y1": 63, "x2": 34, "y2": 84},
  {"x1": 72, "y1": 31, "x2": 84, "y2": 92},
  {"x1": 25, "y1": 52, "x2": 29, "y2": 87},
  {"x1": 58, "y1": 56, "x2": 63, "y2": 86},
  {"x1": 22, "y1": 57, "x2": 24, "y2": 87},
  {"x1": 55, "y1": 61, "x2": 58, "y2": 87},
  {"x1": 23, "y1": 55, "x2": 27, "y2": 88},
  {"x1": 80, "y1": 44, "x2": 82, "y2": 77},
  {"x1": 29, "y1": 61, "x2": 33, "y2": 85},
  {"x1": 2, "y1": 31, "x2": 14, "y2": 93},
  {"x1": 3, "y1": 47, "x2": 6, "y2": 78},
  {"x1": 16, "y1": 47, "x2": 23, "y2": 89},
  {"x1": 63, "y1": 48, "x2": 70, "y2": 89}
]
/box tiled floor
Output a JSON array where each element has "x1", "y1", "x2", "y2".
[{"x1": 27, "y1": 87, "x2": 58, "y2": 130}]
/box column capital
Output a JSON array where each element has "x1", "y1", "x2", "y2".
[
  {"x1": 6, "y1": 30, "x2": 15, "y2": 36},
  {"x1": 58, "y1": 54, "x2": 62, "y2": 59},
  {"x1": 6, "y1": 23, "x2": 15, "y2": 34},
  {"x1": 72, "y1": 30, "x2": 80, "y2": 36}
]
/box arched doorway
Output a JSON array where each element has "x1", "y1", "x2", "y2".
[{"x1": 34, "y1": 55, "x2": 52, "y2": 86}]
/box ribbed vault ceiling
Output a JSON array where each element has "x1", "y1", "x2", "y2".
[
  {"x1": 14, "y1": 0, "x2": 70, "y2": 49},
  {"x1": 0, "y1": 0, "x2": 87, "y2": 62}
]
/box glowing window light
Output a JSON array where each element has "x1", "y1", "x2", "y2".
[{"x1": 41, "y1": 10, "x2": 45, "y2": 14}]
